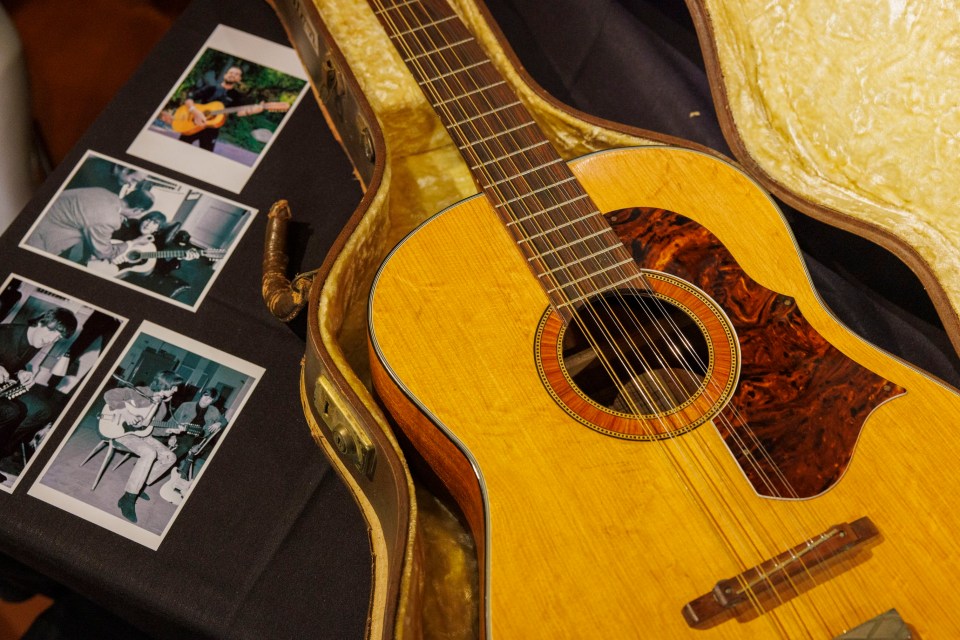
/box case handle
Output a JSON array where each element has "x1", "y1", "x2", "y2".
[{"x1": 261, "y1": 200, "x2": 317, "y2": 322}]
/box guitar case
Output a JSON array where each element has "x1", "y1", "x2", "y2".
[
  {"x1": 685, "y1": 0, "x2": 960, "y2": 359},
  {"x1": 262, "y1": 0, "x2": 960, "y2": 637}
]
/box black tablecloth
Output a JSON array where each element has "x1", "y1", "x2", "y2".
[
  {"x1": 0, "y1": 1, "x2": 370, "y2": 637},
  {"x1": 1, "y1": 0, "x2": 957, "y2": 638}
]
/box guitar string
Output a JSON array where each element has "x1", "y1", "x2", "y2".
[
  {"x1": 375, "y1": 0, "x2": 810, "y2": 519},
  {"x1": 368, "y1": 10, "x2": 816, "y2": 638},
  {"x1": 370, "y1": 0, "x2": 825, "y2": 633},
  {"x1": 366, "y1": 0, "x2": 856, "y2": 632},
  {"x1": 376, "y1": 3, "x2": 872, "y2": 636}
]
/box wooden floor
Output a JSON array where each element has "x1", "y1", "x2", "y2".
[{"x1": 0, "y1": 596, "x2": 52, "y2": 639}]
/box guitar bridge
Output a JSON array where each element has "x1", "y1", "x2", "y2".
[{"x1": 683, "y1": 517, "x2": 880, "y2": 628}]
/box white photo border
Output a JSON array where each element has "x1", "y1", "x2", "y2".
[
  {"x1": 28, "y1": 320, "x2": 265, "y2": 549},
  {"x1": 126, "y1": 24, "x2": 310, "y2": 192},
  {"x1": 0, "y1": 273, "x2": 129, "y2": 493},
  {"x1": 17, "y1": 150, "x2": 257, "y2": 312}
]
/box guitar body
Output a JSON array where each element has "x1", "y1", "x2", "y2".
[
  {"x1": 170, "y1": 101, "x2": 227, "y2": 135},
  {"x1": 98, "y1": 404, "x2": 156, "y2": 439},
  {"x1": 370, "y1": 146, "x2": 960, "y2": 637},
  {"x1": 169, "y1": 100, "x2": 291, "y2": 136},
  {"x1": 159, "y1": 470, "x2": 191, "y2": 504},
  {"x1": 87, "y1": 241, "x2": 157, "y2": 278}
]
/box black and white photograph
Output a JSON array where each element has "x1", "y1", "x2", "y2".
[
  {"x1": 127, "y1": 24, "x2": 308, "y2": 192},
  {"x1": 19, "y1": 151, "x2": 256, "y2": 311},
  {"x1": 29, "y1": 321, "x2": 263, "y2": 549},
  {"x1": 0, "y1": 275, "x2": 126, "y2": 492}
]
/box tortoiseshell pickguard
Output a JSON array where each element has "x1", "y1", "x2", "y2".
[{"x1": 605, "y1": 207, "x2": 905, "y2": 498}]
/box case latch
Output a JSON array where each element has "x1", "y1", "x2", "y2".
[{"x1": 314, "y1": 374, "x2": 376, "y2": 479}]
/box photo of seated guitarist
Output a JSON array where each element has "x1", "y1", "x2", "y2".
[
  {"x1": 110, "y1": 211, "x2": 200, "y2": 278},
  {"x1": 161, "y1": 388, "x2": 225, "y2": 503},
  {"x1": 177, "y1": 66, "x2": 263, "y2": 152},
  {"x1": 100, "y1": 370, "x2": 185, "y2": 524},
  {"x1": 0, "y1": 308, "x2": 78, "y2": 482}
]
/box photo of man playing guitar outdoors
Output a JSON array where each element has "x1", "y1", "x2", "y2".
[
  {"x1": 157, "y1": 49, "x2": 304, "y2": 165},
  {"x1": 177, "y1": 65, "x2": 264, "y2": 152}
]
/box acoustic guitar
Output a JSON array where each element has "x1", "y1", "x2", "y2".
[
  {"x1": 88, "y1": 241, "x2": 226, "y2": 278},
  {"x1": 361, "y1": 0, "x2": 960, "y2": 637},
  {"x1": 166, "y1": 100, "x2": 291, "y2": 136},
  {"x1": 98, "y1": 407, "x2": 202, "y2": 439}
]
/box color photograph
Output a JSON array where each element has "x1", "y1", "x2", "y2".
[
  {"x1": 29, "y1": 321, "x2": 264, "y2": 549},
  {"x1": 19, "y1": 151, "x2": 256, "y2": 311},
  {"x1": 127, "y1": 24, "x2": 308, "y2": 192}
]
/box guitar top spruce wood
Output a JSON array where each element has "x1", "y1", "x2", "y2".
[{"x1": 364, "y1": 0, "x2": 960, "y2": 636}]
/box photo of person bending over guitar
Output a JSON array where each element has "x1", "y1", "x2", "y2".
[
  {"x1": 101, "y1": 370, "x2": 186, "y2": 524},
  {"x1": 23, "y1": 183, "x2": 156, "y2": 264},
  {"x1": 21, "y1": 151, "x2": 257, "y2": 311}
]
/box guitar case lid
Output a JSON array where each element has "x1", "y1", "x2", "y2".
[{"x1": 688, "y1": 0, "x2": 960, "y2": 358}]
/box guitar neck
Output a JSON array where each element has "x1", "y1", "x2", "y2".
[
  {"x1": 133, "y1": 249, "x2": 222, "y2": 260},
  {"x1": 0, "y1": 380, "x2": 26, "y2": 400},
  {"x1": 206, "y1": 102, "x2": 286, "y2": 116},
  {"x1": 370, "y1": 0, "x2": 638, "y2": 318},
  {"x1": 209, "y1": 105, "x2": 254, "y2": 116},
  {"x1": 151, "y1": 418, "x2": 201, "y2": 435}
]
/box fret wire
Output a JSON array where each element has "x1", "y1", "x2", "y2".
[
  {"x1": 444, "y1": 101, "x2": 522, "y2": 127},
  {"x1": 470, "y1": 140, "x2": 550, "y2": 169},
  {"x1": 494, "y1": 175, "x2": 576, "y2": 206},
  {"x1": 434, "y1": 80, "x2": 507, "y2": 105},
  {"x1": 554, "y1": 273, "x2": 641, "y2": 308},
  {"x1": 456, "y1": 120, "x2": 537, "y2": 150},
  {"x1": 486, "y1": 158, "x2": 563, "y2": 187},
  {"x1": 545, "y1": 258, "x2": 637, "y2": 293},
  {"x1": 505, "y1": 193, "x2": 591, "y2": 225},
  {"x1": 373, "y1": 0, "x2": 419, "y2": 14},
  {"x1": 524, "y1": 227, "x2": 610, "y2": 259},
  {"x1": 535, "y1": 244, "x2": 622, "y2": 277},
  {"x1": 513, "y1": 208, "x2": 600, "y2": 241},
  {"x1": 403, "y1": 36, "x2": 474, "y2": 62},
  {"x1": 417, "y1": 59, "x2": 490, "y2": 84},
  {"x1": 388, "y1": 13, "x2": 456, "y2": 38}
]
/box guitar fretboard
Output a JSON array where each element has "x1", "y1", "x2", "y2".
[
  {"x1": 0, "y1": 379, "x2": 26, "y2": 400},
  {"x1": 134, "y1": 250, "x2": 223, "y2": 260},
  {"x1": 370, "y1": 0, "x2": 641, "y2": 319}
]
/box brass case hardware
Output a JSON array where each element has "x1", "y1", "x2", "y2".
[{"x1": 314, "y1": 375, "x2": 376, "y2": 479}]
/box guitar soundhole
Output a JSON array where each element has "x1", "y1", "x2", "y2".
[
  {"x1": 535, "y1": 271, "x2": 740, "y2": 440},
  {"x1": 563, "y1": 291, "x2": 710, "y2": 415}
]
